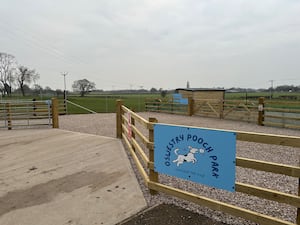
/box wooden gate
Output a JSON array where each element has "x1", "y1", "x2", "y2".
[{"x1": 193, "y1": 98, "x2": 258, "y2": 123}]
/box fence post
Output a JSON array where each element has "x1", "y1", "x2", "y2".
[
  {"x1": 131, "y1": 114, "x2": 135, "y2": 143},
  {"x1": 116, "y1": 100, "x2": 123, "y2": 139},
  {"x1": 63, "y1": 99, "x2": 67, "y2": 115},
  {"x1": 188, "y1": 97, "x2": 194, "y2": 116},
  {"x1": 51, "y1": 98, "x2": 59, "y2": 128},
  {"x1": 258, "y1": 97, "x2": 265, "y2": 126},
  {"x1": 219, "y1": 99, "x2": 224, "y2": 119},
  {"x1": 63, "y1": 90, "x2": 68, "y2": 114},
  {"x1": 6, "y1": 103, "x2": 12, "y2": 130},
  {"x1": 297, "y1": 158, "x2": 300, "y2": 224},
  {"x1": 127, "y1": 111, "x2": 135, "y2": 151},
  {"x1": 149, "y1": 117, "x2": 159, "y2": 195}
]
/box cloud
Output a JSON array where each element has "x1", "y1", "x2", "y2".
[{"x1": 0, "y1": 0, "x2": 300, "y2": 90}]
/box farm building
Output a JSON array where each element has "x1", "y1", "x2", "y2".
[{"x1": 175, "y1": 88, "x2": 225, "y2": 101}]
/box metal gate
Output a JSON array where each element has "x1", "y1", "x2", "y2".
[{"x1": 0, "y1": 100, "x2": 52, "y2": 129}]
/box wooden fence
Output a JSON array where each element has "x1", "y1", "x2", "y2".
[
  {"x1": 145, "y1": 97, "x2": 190, "y2": 115},
  {"x1": 263, "y1": 99, "x2": 300, "y2": 129},
  {"x1": 145, "y1": 97, "x2": 300, "y2": 129},
  {"x1": 117, "y1": 100, "x2": 300, "y2": 225},
  {"x1": 0, "y1": 98, "x2": 59, "y2": 129},
  {"x1": 145, "y1": 97, "x2": 258, "y2": 122}
]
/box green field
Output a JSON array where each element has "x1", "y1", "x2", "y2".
[
  {"x1": 225, "y1": 92, "x2": 300, "y2": 109},
  {"x1": 225, "y1": 91, "x2": 300, "y2": 99},
  {"x1": 0, "y1": 93, "x2": 162, "y2": 114},
  {"x1": 63, "y1": 91, "x2": 300, "y2": 113},
  {"x1": 1, "y1": 91, "x2": 299, "y2": 114},
  {"x1": 65, "y1": 93, "x2": 162, "y2": 114}
]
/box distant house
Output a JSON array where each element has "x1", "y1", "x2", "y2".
[{"x1": 175, "y1": 88, "x2": 225, "y2": 101}]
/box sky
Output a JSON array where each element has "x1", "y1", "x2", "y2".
[{"x1": 1, "y1": 0, "x2": 300, "y2": 91}]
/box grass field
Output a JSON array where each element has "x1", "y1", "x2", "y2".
[
  {"x1": 0, "y1": 93, "x2": 162, "y2": 114},
  {"x1": 225, "y1": 92, "x2": 300, "y2": 109},
  {"x1": 66, "y1": 93, "x2": 162, "y2": 114},
  {"x1": 225, "y1": 91, "x2": 300, "y2": 99},
  {"x1": 1, "y1": 91, "x2": 299, "y2": 114}
]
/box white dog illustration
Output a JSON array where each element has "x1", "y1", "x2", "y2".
[{"x1": 172, "y1": 146, "x2": 205, "y2": 166}]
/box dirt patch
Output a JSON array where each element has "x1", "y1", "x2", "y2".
[
  {"x1": 0, "y1": 170, "x2": 123, "y2": 217},
  {"x1": 117, "y1": 203, "x2": 228, "y2": 225}
]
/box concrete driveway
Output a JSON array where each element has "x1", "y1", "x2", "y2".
[{"x1": 0, "y1": 129, "x2": 146, "y2": 225}]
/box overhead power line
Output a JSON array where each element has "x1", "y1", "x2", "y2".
[{"x1": 0, "y1": 19, "x2": 87, "y2": 66}]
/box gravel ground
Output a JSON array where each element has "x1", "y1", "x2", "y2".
[
  {"x1": 117, "y1": 203, "x2": 228, "y2": 225},
  {"x1": 59, "y1": 113, "x2": 300, "y2": 225}
]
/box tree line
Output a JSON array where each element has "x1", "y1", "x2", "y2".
[
  {"x1": 0, "y1": 52, "x2": 98, "y2": 97},
  {"x1": 0, "y1": 52, "x2": 166, "y2": 98},
  {"x1": 1, "y1": 52, "x2": 298, "y2": 98},
  {"x1": 227, "y1": 85, "x2": 300, "y2": 93},
  {"x1": 0, "y1": 52, "x2": 40, "y2": 97}
]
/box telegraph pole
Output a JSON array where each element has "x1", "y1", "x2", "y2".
[
  {"x1": 62, "y1": 72, "x2": 68, "y2": 114},
  {"x1": 269, "y1": 80, "x2": 274, "y2": 99},
  {"x1": 62, "y1": 72, "x2": 68, "y2": 97},
  {"x1": 62, "y1": 72, "x2": 67, "y2": 91}
]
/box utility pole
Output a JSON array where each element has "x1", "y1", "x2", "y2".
[
  {"x1": 139, "y1": 85, "x2": 143, "y2": 111},
  {"x1": 269, "y1": 80, "x2": 274, "y2": 99},
  {"x1": 62, "y1": 72, "x2": 68, "y2": 114},
  {"x1": 62, "y1": 72, "x2": 68, "y2": 91},
  {"x1": 62, "y1": 72, "x2": 68, "y2": 97}
]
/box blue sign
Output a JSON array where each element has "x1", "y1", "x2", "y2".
[
  {"x1": 154, "y1": 124, "x2": 236, "y2": 192},
  {"x1": 173, "y1": 93, "x2": 188, "y2": 105}
]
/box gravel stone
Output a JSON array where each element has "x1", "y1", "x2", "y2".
[{"x1": 59, "y1": 112, "x2": 300, "y2": 225}]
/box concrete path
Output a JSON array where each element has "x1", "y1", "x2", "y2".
[{"x1": 0, "y1": 129, "x2": 146, "y2": 225}]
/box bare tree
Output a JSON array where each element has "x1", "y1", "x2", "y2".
[
  {"x1": 0, "y1": 52, "x2": 16, "y2": 96},
  {"x1": 0, "y1": 82, "x2": 4, "y2": 96},
  {"x1": 72, "y1": 79, "x2": 96, "y2": 97},
  {"x1": 17, "y1": 66, "x2": 40, "y2": 96}
]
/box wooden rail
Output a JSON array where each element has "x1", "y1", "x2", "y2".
[
  {"x1": 145, "y1": 97, "x2": 300, "y2": 129},
  {"x1": 0, "y1": 98, "x2": 59, "y2": 129},
  {"x1": 116, "y1": 100, "x2": 300, "y2": 225},
  {"x1": 263, "y1": 99, "x2": 300, "y2": 129},
  {"x1": 145, "y1": 98, "x2": 189, "y2": 115}
]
